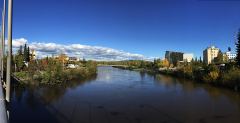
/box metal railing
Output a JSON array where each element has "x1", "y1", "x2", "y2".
[
  {"x1": 0, "y1": 0, "x2": 13, "y2": 122},
  {"x1": 0, "y1": 80, "x2": 7, "y2": 123}
]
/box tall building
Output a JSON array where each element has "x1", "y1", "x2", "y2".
[
  {"x1": 203, "y1": 46, "x2": 220, "y2": 64},
  {"x1": 165, "y1": 51, "x2": 184, "y2": 65},
  {"x1": 183, "y1": 53, "x2": 194, "y2": 62}
]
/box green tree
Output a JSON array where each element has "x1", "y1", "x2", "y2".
[
  {"x1": 236, "y1": 30, "x2": 240, "y2": 66},
  {"x1": 27, "y1": 46, "x2": 30, "y2": 62},
  {"x1": 214, "y1": 50, "x2": 223, "y2": 64},
  {"x1": 15, "y1": 46, "x2": 25, "y2": 71},
  {"x1": 24, "y1": 44, "x2": 28, "y2": 62},
  {"x1": 195, "y1": 57, "x2": 198, "y2": 63},
  {"x1": 82, "y1": 57, "x2": 87, "y2": 65},
  {"x1": 140, "y1": 60, "x2": 146, "y2": 68},
  {"x1": 228, "y1": 47, "x2": 231, "y2": 52},
  {"x1": 23, "y1": 44, "x2": 30, "y2": 62},
  {"x1": 15, "y1": 55, "x2": 24, "y2": 71},
  {"x1": 18, "y1": 45, "x2": 23, "y2": 55},
  {"x1": 199, "y1": 56, "x2": 202, "y2": 63}
]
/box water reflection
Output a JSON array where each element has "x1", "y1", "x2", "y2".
[
  {"x1": 10, "y1": 67, "x2": 240, "y2": 123},
  {"x1": 13, "y1": 75, "x2": 97, "y2": 104},
  {"x1": 154, "y1": 73, "x2": 240, "y2": 112}
]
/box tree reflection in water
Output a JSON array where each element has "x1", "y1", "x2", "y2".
[
  {"x1": 13, "y1": 75, "x2": 97, "y2": 105},
  {"x1": 153, "y1": 73, "x2": 240, "y2": 112}
]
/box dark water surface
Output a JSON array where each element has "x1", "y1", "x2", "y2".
[{"x1": 10, "y1": 66, "x2": 240, "y2": 123}]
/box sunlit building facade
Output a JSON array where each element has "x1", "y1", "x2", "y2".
[
  {"x1": 203, "y1": 46, "x2": 220, "y2": 64},
  {"x1": 183, "y1": 53, "x2": 194, "y2": 62}
]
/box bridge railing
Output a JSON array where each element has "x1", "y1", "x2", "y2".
[{"x1": 0, "y1": 80, "x2": 8, "y2": 123}]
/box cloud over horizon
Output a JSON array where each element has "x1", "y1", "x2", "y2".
[{"x1": 11, "y1": 38, "x2": 153, "y2": 61}]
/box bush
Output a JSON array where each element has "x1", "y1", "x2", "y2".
[
  {"x1": 177, "y1": 65, "x2": 193, "y2": 79},
  {"x1": 221, "y1": 68, "x2": 240, "y2": 88},
  {"x1": 14, "y1": 72, "x2": 28, "y2": 80},
  {"x1": 202, "y1": 64, "x2": 220, "y2": 83},
  {"x1": 203, "y1": 71, "x2": 219, "y2": 82}
]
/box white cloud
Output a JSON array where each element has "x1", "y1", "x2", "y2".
[
  {"x1": 11, "y1": 38, "x2": 153, "y2": 61},
  {"x1": 12, "y1": 38, "x2": 27, "y2": 48}
]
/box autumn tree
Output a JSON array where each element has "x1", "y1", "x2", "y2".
[{"x1": 160, "y1": 59, "x2": 170, "y2": 68}]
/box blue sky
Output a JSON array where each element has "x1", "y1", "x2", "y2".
[{"x1": 1, "y1": 0, "x2": 240, "y2": 60}]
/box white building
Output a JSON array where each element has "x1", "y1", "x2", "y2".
[
  {"x1": 67, "y1": 64, "x2": 79, "y2": 69},
  {"x1": 68, "y1": 57, "x2": 79, "y2": 61},
  {"x1": 183, "y1": 53, "x2": 194, "y2": 62},
  {"x1": 225, "y1": 51, "x2": 236, "y2": 60},
  {"x1": 203, "y1": 46, "x2": 220, "y2": 64}
]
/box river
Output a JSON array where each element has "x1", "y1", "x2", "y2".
[{"x1": 9, "y1": 66, "x2": 240, "y2": 123}]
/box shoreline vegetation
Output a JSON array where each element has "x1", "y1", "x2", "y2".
[
  {"x1": 100, "y1": 60, "x2": 240, "y2": 92},
  {"x1": 14, "y1": 58, "x2": 97, "y2": 86}
]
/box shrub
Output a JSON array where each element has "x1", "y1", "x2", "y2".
[
  {"x1": 221, "y1": 68, "x2": 240, "y2": 88},
  {"x1": 203, "y1": 64, "x2": 220, "y2": 83},
  {"x1": 14, "y1": 72, "x2": 28, "y2": 80}
]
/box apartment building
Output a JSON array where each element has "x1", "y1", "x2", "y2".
[{"x1": 203, "y1": 46, "x2": 219, "y2": 64}]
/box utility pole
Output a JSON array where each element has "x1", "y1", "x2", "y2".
[
  {"x1": 6, "y1": 0, "x2": 13, "y2": 103},
  {"x1": 1, "y1": 0, "x2": 6, "y2": 81}
]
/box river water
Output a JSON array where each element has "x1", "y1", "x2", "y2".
[{"x1": 10, "y1": 66, "x2": 240, "y2": 123}]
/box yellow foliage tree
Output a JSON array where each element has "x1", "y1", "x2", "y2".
[
  {"x1": 58, "y1": 53, "x2": 68, "y2": 64},
  {"x1": 160, "y1": 59, "x2": 170, "y2": 68}
]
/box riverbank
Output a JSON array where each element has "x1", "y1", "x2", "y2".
[
  {"x1": 113, "y1": 65, "x2": 240, "y2": 92},
  {"x1": 14, "y1": 60, "x2": 97, "y2": 86},
  {"x1": 159, "y1": 66, "x2": 240, "y2": 91},
  {"x1": 14, "y1": 68, "x2": 97, "y2": 86},
  {"x1": 112, "y1": 65, "x2": 155, "y2": 73}
]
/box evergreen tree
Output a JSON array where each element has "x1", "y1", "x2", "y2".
[
  {"x1": 23, "y1": 44, "x2": 30, "y2": 62},
  {"x1": 23, "y1": 44, "x2": 28, "y2": 62},
  {"x1": 236, "y1": 30, "x2": 240, "y2": 66},
  {"x1": 18, "y1": 45, "x2": 23, "y2": 55},
  {"x1": 82, "y1": 57, "x2": 87, "y2": 64},
  {"x1": 27, "y1": 46, "x2": 30, "y2": 62},
  {"x1": 199, "y1": 56, "x2": 202, "y2": 63},
  {"x1": 195, "y1": 57, "x2": 198, "y2": 63},
  {"x1": 228, "y1": 47, "x2": 231, "y2": 52},
  {"x1": 191, "y1": 58, "x2": 194, "y2": 63}
]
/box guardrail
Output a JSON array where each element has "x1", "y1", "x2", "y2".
[{"x1": 0, "y1": 80, "x2": 8, "y2": 123}]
